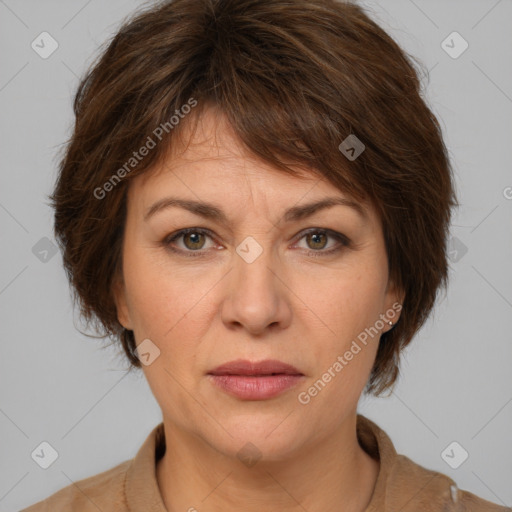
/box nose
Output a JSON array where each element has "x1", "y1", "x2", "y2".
[{"x1": 220, "y1": 241, "x2": 293, "y2": 336}]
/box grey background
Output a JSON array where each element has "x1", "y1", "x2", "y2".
[{"x1": 1, "y1": 0, "x2": 511, "y2": 510}]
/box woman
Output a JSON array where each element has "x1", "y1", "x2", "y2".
[{"x1": 22, "y1": 0, "x2": 509, "y2": 510}]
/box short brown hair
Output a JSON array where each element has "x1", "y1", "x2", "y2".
[{"x1": 51, "y1": 0, "x2": 457, "y2": 396}]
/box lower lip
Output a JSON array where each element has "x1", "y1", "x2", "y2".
[{"x1": 208, "y1": 374, "x2": 304, "y2": 400}]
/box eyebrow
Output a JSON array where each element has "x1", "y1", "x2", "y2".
[{"x1": 144, "y1": 196, "x2": 367, "y2": 224}]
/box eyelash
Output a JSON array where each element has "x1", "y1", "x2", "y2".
[{"x1": 162, "y1": 227, "x2": 350, "y2": 259}]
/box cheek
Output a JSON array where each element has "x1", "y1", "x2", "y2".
[
  {"x1": 122, "y1": 247, "x2": 217, "y2": 347},
  {"x1": 300, "y1": 258, "x2": 388, "y2": 339},
  {"x1": 293, "y1": 256, "x2": 387, "y2": 398},
  {"x1": 300, "y1": 269, "x2": 385, "y2": 406}
]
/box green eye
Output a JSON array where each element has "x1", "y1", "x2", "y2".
[
  {"x1": 181, "y1": 231, "x2": 207, "y2": 250},
  {"x1": 296, "y1": 229, "x2": 350, "y2": 257},
  {"x1": 163, "y1": 227, "x2": 350, "y2": 258},
  {"x1": 305, "y1": 231, "x2": 328, "y2": 250},
  {"x1": 163, "y1": 228, "x2": 214, "y2": 257}
]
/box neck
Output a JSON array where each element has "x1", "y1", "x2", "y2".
[{"x1": 156, "y1": 413, "x2": 380, "y2": 512}]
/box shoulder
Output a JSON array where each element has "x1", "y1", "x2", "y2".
[
  {"x1": 389, "y1": 453, "x2": 510, "y2": 512},
  {"x1": 357, "y1": 415, "x2": 509, "y2": 512},
  {"x1": 20, "y1": 459, "x2": 131, "y2": 512}
]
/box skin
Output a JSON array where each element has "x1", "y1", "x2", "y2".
[{"x1": 114, "y1": 106, "x2": 403, "y2": 512}]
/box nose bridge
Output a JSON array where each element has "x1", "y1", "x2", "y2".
[
  {"x1": 234, "y1": 233, "x2": 278, "y2": 304},
  {"x1": 222, "y1": 233, "x2": 291, "y2": 333}
]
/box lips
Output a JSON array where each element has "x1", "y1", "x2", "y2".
[
  {"x1": 207, "y1": 359, "x2": 305, "y2": 400},
  {"x1": 208, "y1": 359, "x2": 303, "y2": 376}
]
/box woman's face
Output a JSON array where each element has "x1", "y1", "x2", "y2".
[{"x1": 114, "y1": 107, "x2": 402, "y2": 460}]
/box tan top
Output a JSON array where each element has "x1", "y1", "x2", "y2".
[{"x1": 22, "y1": 414, "x2": 510, "y2": 511}]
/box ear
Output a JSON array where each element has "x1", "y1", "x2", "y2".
[
  {"x1": 383, "y1": 278, "x2": 405, "y2": 328},
  {"x1": 112, "y1": 275, "x2": 133, "y2": 330}
]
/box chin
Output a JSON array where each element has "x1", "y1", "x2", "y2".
[{"x1": 202, "y1": 415, "x2": 305, "y2": 463}]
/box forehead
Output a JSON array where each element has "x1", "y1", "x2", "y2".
[
  {"x1": 127, "y1": 106, "x2": 375, "y2": 224},
  {"x1": 136, "y1": 106, "x2": 318, "y2": 186}
]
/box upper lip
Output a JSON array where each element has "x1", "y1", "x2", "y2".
[{"x1": 208, "y1": 359, "x2": 303, "y2": 376}]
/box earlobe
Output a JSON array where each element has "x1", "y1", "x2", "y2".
[
  {"x1": 384, "y1": 280, "x2": 405, "y2": 329},
  {"x1": 112, "y1": 277, "x2": 133, "y2": 330}
]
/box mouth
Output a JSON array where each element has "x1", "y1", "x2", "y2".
[
  {"x1": 207, "y1": 359, "x2": 305, "y2": 400},
  {"x1": 207, "y1": 359, "x2": 304, "y2": 377}
]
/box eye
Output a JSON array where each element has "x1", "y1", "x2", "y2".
[
  {"x1": 294, "y1": 228, "x2": 350, "y2": 257},
  {"x1": 162, "y1": 227, "x2": 350, "y2": 258},
  {"x1": 163, "y1": 228, "x2": 217, "y2": 257}
]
